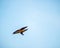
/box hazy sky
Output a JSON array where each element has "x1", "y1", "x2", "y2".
[{"x1": 0, "y1": 0, "x2": 60, "y2": 48}]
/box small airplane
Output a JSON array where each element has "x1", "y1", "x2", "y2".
[{"x1": 13, "y1": 26, "x2": 28, "y2": 35}]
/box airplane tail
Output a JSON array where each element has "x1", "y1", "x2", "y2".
[{"x1": 20, "y1": 32, "x2": 24, "y2": 35}]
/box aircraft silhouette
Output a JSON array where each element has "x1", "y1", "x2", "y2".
[{"x1": 13, "y1": 26, "x2": 28, "y2": 35}]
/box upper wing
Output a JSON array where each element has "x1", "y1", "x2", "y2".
[{"x1": 20, "y1": 26, "x2": 28, "y2": 30}]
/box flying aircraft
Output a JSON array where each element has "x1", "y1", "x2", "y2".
[{"x1": 13, "y1": 26, "x2": 28, "y2": 35}]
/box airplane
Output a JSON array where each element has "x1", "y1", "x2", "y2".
[{"x1": 13, "y1": 26, "x2": 28, "y2": 35}]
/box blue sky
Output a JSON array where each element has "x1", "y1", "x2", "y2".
[{"x1": 0, "y1": 0, "x2": 60, "y2": 48}]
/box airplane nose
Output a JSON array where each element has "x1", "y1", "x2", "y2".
[{"x1": 13, "y1": 31, "x2": 16, "y2": 34}]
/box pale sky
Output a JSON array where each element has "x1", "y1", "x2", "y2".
[{"x1": 0, "y1": 0, "x2": 60, "y2": 48}]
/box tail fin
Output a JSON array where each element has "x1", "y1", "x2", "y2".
[{"x1": 20, "y1": 32, "x2": 24, "y2": 35}]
